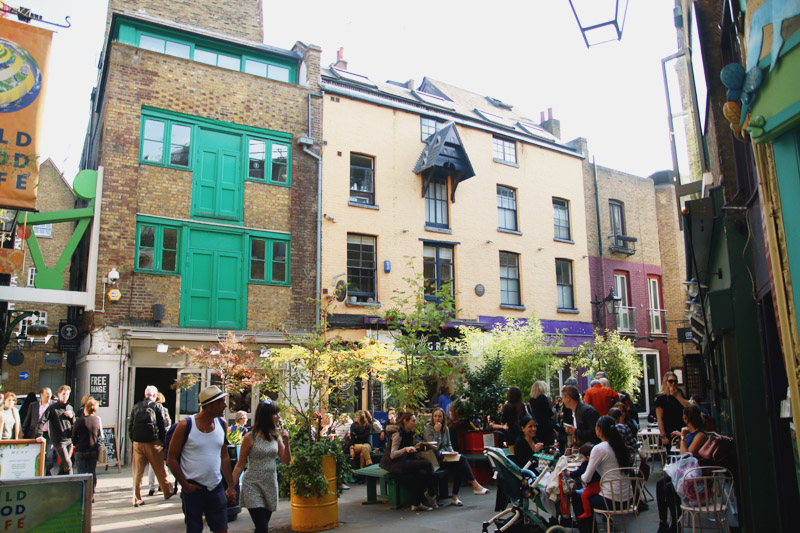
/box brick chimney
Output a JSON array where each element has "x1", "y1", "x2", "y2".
[
  {"x1": 334, "y1": 47, "x2": 348, "y2": 70},
  {"x1": 540, "y1": 107, "x2": 561, "y2": 139}
]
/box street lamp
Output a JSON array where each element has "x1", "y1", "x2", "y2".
[
  {"x1": 568, "y1": 0, "x2": 629, "y2": 47},
  {"x1": 591, "y1": 288, "x2": 622, "y2": 324}
]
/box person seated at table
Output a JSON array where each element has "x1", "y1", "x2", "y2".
[
  {"x1": 656, "y1": 404, "x2": 708, "y2": 533},
  {"x1": 423, "y1": 407, "x2": 489, "y2": 506},
  {"x1": 609, "y1": 407, "x2": 639, "y2": 451},
  {"x1": 613, "y1": 401, "x2": 638, "y2": 437},
  {"x1": 379, "y1": 412, "x2": 438, "y2": 511},
  {"x1": 349, "y1": 411, "x2": 373, "y2": 470},
  {"x1": 511, "y1": 415, "x2": 545, "y2": 469},
  {"x1": 571, "y1": 416, "x2": 632, "y2": 533},
  {"x1": 568, "y1": 443, "x2": 602, "y2": 521}
]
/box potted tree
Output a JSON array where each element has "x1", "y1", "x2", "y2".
[
  {"x1": 453, "y1": 354, "x2": 507, "y2": 453},
  {"x1": 261, "y1": 303, "x2": 400, "y2": 532}
]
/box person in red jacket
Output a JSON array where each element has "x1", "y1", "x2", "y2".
[{"x1": 583, "y1": 379, "x2": 619, "y2": 416}]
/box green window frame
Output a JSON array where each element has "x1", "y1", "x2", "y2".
[
  {"x1": 139, "y1": 108, "x2": 293, "y2": 186},
  {"x1": 135, "y1": 221, "x2": 181, "y2": 274},
  {"x1": 247, "y1": 137, "x2": 290, "y2": 185},
  {"x1": 140, "y1": 116, "x2": 193, "y2": 168},
  {"x1": 116, "y1": 20, "x2": 298, "y2": 84},
  {"x1": 249, "y1": 236, "x2": 290, "y2": 285}
]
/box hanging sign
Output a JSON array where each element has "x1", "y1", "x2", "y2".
[{"x1": 0, "y1": 18, "x2": 53, "y2": 211}]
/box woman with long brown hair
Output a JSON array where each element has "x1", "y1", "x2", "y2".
[{"x1": 380, "y1": 411, "x2": 437, "y2": 511}]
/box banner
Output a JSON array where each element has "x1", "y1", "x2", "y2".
[{"x1": 0, "y1": 17, "x2": 53, "y2": 211}]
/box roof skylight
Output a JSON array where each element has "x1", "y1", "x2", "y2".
[{"x1": 412, "y1": 90, "x2": 456, "y2": 110}]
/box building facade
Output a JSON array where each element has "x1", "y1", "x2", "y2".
[
  {"x1": 75, "y1": 0, "x2": 321, "y2": 455},
  {"x1": 668, "y1": 1, "x2": 800, "y2": 530},
  {"x1": 576, "y1": 139, "x2": 686, "y2": 416},
  {"x1": 3, "y1": 159, "x2": 75, "y2": 395},
  {"x1": 318, "y1": 58, "x2": 592, "y2": 401}
]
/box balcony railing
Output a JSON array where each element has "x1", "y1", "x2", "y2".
[
  {"x1": 608, "y1": 234, "x2": 637, "y2": 255},
  {"x1": 615, "y1": 306, "x2": 636, "y2": 333},
  {"x1": 648, "y1": 308, "x2": 667, "y2": 335}
]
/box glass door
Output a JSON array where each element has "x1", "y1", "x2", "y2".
[{"x1": 636, "y1": 351, "x2": 661, "y2": 419}]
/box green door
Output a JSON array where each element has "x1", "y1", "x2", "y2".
[
  {"x1": 193, "y1": 128, "x2": 242, "y2": 221},
  {"x1": 181, "y1": 229, "x2": 245, "y2": 329}
]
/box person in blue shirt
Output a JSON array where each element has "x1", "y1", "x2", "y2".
[
  {"x1": 437, "y1": 387, "x2": 451, "y2": 412},
  {"x1": 230, "y1": 411, "x2": 249, "y2": 436}
]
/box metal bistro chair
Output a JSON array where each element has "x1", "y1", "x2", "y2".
[
  {"x1": 591, "y1": 467, "x2": 645, "y2": 533},
  {"x1": 628, "y1": 445, "x2": 654, "y2": 504},
  {"x1": 679, "y1": 467, "x2": 734, "y2": 533},
  {"x1": 639, "y1": 432, "x2": 666, "y2": 473}
]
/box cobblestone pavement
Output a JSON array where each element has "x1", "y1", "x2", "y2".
[{"x1": 91, "y1": 464, "x2": 665, "y2": 532}]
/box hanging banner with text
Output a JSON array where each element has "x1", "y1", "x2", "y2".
[{"x1": 0, "y1": 17, "x2": 53, "y2": 211}]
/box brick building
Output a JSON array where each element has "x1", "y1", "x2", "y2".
[
  {"x1": 4, "y1": 159, "x2": 75, "y2": 396},
  {"x1": 75, "y1": 0, "x2": 321, "y2": 449},
  {"x1": 318, "y1": 56, "x2": 592, "y2": 404},
  {"x1": 575, "y1": 137, "x2": 686, "y2": 415}
]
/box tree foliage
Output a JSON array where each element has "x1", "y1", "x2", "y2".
[
  {"x1": 454, "y1": 354, "x2": 506, "y2": 429},
  {"x1": 570, "y1": 330, "x2": 643, "y2": 400},
  {"x1": 378, "y1": 264, "x2": 459, "y2": 410},
  {"x1": 452, "y1": 315, "x2": 563, "y2": 392},
  {"x1": 171, "y1": 331, "x2": 262, "y2": 397}
]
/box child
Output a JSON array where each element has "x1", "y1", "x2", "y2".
[{"x1": 570, "y1": 443, "x2": 601, "y2": 520}]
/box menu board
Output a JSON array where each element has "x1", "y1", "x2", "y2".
[
  {"x1": 0, "y1": 440, "x2": 45, "y2": 480},
  {"x1": 98, "y1": 426, "x2": 121, "y2": 472}
]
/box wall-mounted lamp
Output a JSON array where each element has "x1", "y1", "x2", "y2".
[
  {"x1": 538, "y1": 247, "x2": 545, "y2": 251},
  {"x1": 323, "y1": 214, "x2": 337, "y2": 223},
  {"x1": 486, "y1": 239, "x2": 494, "y2": 244},
  {"x1": 591, "y1": 287, "x2": 621, "y2": 324},
  {"x1": 402, "y1": 228, "x2": 410, "y2": 233},
  {"x1": 156, "y1": 343, "x2": 169, "y2": 353}
]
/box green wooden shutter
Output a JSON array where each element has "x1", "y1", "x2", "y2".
[{"x1": 193, "y1": 129, "x2": 242, "y2": 221}]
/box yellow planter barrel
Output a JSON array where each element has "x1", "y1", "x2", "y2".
[{"x1": 290, "y1": 455, "x2": 338, "y2": 532}]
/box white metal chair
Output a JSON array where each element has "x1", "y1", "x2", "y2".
[
  {"x1": 591, "y1": 467, "x2": 645, "y2": 533},
  {"x1": 639, "y1": 432, "x2": 666, "y2": 473},
  {"x1": 678, "y1": 467, "x2": 734, "y2": 532}
]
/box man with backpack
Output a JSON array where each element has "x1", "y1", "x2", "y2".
[
  {"x1": 167, "y1": 385, "x2": 237, "y2": 533},
  {"x1": 128, "y1": 385, "x2": 174, "y2": 506}
]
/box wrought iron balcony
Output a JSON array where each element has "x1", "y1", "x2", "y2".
[
  {"x1": 608, "y1": 234, "x2": 637, "y2": 255},
  {"x1": 648, "y1": 308, "x2": 667, "y2": 335},
  {"x1": 615, "y1": 306, "x2": 636, "y2": 333}
]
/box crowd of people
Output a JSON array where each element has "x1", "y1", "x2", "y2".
[{"x1": 1, "y1": 370, "x2": 712, "y2": 532}]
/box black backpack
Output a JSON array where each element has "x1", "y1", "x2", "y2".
[{"x1": 132, "y1": 400, "x2": 160, "y2": 443}]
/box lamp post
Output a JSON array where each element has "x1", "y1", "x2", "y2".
[{"x1": 568, "y1": 0, "x2": 629, "y2": 48}]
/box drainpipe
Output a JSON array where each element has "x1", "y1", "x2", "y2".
[
  {"x1": 301, "y1": 92, "x2": 324, "y2": 325},
  {"x1": 593, "y1": 157, "x2": 607, "y2": 328}
]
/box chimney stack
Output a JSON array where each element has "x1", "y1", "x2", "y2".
[
  {"x1": 334, "y1": 47, "x2": 348, "y2": 70},
  {"x1": 540, "y1": 108, "x2": 561, "y2": 139}
]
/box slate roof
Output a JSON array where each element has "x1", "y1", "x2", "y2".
[{"x1": 320, "y1": 67, "x2": 581, "y2": 158}]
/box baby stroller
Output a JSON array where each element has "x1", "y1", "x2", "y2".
[{"x1": 483, "y1": 447, "x2": 559, "y2": 533}]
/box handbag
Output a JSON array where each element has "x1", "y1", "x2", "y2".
[
  {"x1": 98, "y1": 443, "x2": 108, "y2": 464},
  {"x1": 697, "y1": 432, "x2": 733, "y2": 464},
  {"x1": 418, "y1": 448, "x2": 440, "y2": 471}
]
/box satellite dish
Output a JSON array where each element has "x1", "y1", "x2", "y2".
[{"x1": 335, "y1": 280, "x2": 347, "y2": 302}]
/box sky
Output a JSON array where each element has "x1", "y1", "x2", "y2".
[{"x1": 9, "y1": 0, "x2": 679, "y2": 182}]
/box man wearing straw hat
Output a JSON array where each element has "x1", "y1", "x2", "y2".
[{"x1": 167, "y1": 385, "x2": 237, "y2": 533}]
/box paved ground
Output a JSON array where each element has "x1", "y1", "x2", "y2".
[{"x1": 91, "y1": 464, "x2": 668, "y2": 532}]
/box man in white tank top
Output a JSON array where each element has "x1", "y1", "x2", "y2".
[{"x1": 167, "y1": 386, "x2": 237, "y2": 533}]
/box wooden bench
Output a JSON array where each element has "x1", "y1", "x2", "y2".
[{"x1": 353, "y1": 464, "x2": 450, "y2": 509}]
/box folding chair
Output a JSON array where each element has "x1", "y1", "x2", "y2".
[
  {"x1": 679, "y1": 467, "x2": 734, "y2": 533},
  {"x1": 591, "y1": 467, "x2": 645, "y2": 533}
]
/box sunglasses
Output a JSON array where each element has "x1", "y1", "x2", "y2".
[{"x1": 667, "y1": 379, "x2": 678, "y2": 384}]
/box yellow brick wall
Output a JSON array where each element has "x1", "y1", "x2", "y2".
[
  {"x1": 320, "y1": 96, "x2": 591, "y2": 323},
  {"x1": 7, "y1": 159, "x2": 76, "y2": 395}
]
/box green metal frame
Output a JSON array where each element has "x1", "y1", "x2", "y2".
[{"x1": 14, "y1": 171, "x2": 98, "y2": 290}]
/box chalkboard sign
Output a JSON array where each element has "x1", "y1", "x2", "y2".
[{"x1": 99, "y1": 426, "x2": 121, "y2": 472}]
